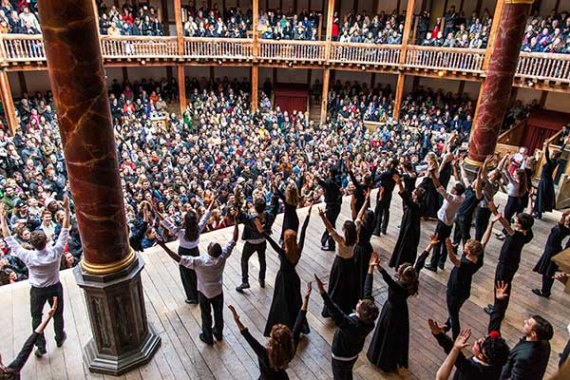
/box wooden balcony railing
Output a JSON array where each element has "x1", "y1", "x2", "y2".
[
  {"x1": 330, "y1": 42, "x2": 401, "y2": 66},
  {"x1": 405, "y1": 46, "x2": 485, "y2": 73},
  {"x1": 258, "y1": 40, "x2": 326, "y2": 62},
  {"x1": 183, "y1": 37, "x2": 253, "y2": 59},
  {"x1": 0, "y1": 34, "x2": 570, "y2": 87},
  {"x1": 1, "y1": 34, "x2": 45, "y2": 62},
  {"x1": 516, "y1": 52, "x2": 570, "y2": 83},
  {"x1": 99, "y1": 36, "x2": 178, "y2": 59}
]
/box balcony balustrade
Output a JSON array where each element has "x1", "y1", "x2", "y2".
[
  {"x1": 405, "y1": 46, "x2": 485, "y2": 73},
  {"x1": 258, "y1": 40, "x2": 326, "y2": 63},
  {"x1": 0, "y1": 34, "x2": 567, "y2": 88},
  {"x1": 516, "y1": 52, "x2": 570, "y2": 83},
  {"x1": 330, "y1": 42, "x2": 400, "y2": 67},
  {"x1": 183, "y1": 37, "x2": 253, "y2": 60}
]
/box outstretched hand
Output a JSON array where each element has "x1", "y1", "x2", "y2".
[
  {"x1": 369, "y1": 252, "x2": 379, "y2": 268},
  {"x1": 228, "y1": 305, "x2": 240, "y2": 322},
  {"x1": 62, "y1": 195, "x2": 70, "y2": 212},
  {"x1": 554, "y1": 272, "x2": 569, "y2": 285},
  {"x1": 48, "y1": 297, "x2": 58, "y2": 318},
  {"x1": 454, "y1": 329, "x2": 471, "y2": 350},
  {"x1": 428, "y1": 319, "x2": 444, "y2": 335},
  {"x1": 314, "y1": 274, "x2": 326, "y2": 294},
  {"x1": 496, "y1": 281, "x2": 509, "y2": 300},
  {"x1": 305, "y1": 282, "x2": 312, "y2": 299},
  {"x1": 317, "y1": 207, "x2": 325, "y2": 218}
]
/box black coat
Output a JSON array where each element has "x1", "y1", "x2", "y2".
[
  {"x1": 500, "y1": 338, "x2": 551, "y2": 380},
  {"x1": 390, "y1": 190, "x2": 422, "y2": 268},
  {"x1": 533, "y1": 223, "x2": 570, "y2": 278},
  {"x1": 534, "y1": 148, "x2": 558, "y2": 214}
]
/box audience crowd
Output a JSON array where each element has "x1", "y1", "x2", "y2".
[
  {"x1": 522, "y1": 10, "x2": 570, "y2": 53},
  {"x1": 0, "y1": 74, "x2": 488, "y2": 286},
  {"x1": 0, "y1": 0, "x2": 41, "y2": 34},
  {"x1": 96, "y1": 0, "x2": 164, "y2": 36}
]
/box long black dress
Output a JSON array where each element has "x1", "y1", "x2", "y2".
[
  {"x1": 277, "y1": 189, "x2": 299, "y2": 241},
  {"x1": 390, "y1": 190, "x2": 422, "y2": 268},
  {"x1": 353, "y1": 220, "x2": 374, "y2": 300},
  {"x1": 419, "y1": 176, "x2": 438, "y2": 219},
  {"x1": 533, "y1": 223, "x2": 570, "y2": 294},
  {"x1": 322, "y1": 231, "x2": 357, "y2": 317},
  {"x1": 534, "y1": 148, "x2": 559, "y2": 215},
  {"x1": 263, "y1": 215, "x2": 310, "y2": 337},
  {"x1": 367, "y1": 268, "x2": 411, "y2": 372}
]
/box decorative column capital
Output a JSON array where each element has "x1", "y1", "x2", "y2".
[{"x1": 504, "y1": 0, "x2": 534, "y2": 4}]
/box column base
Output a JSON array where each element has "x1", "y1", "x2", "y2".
[{"x1": 74, "y1": 254, "x2": 161, "y2": 376}]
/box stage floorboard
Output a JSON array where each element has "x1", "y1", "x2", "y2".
[{"x1": 1, "y1": 190, "x2": 569, "y2": 379}]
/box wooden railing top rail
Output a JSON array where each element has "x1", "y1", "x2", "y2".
[
  {"x1": 330, "y1": 42, "x2": 402, "y2": 49},
  {"x1": 183, "y1": 37, "x2": 253, "y2": 43},
  {"x1": 1, "y1": 34, "x2": 42, "y2": 40},
  {"x1": 406, "y1": 45, "x2": 486, "y2": 55},
  {"x1": 518, "y1": 51, "x2": 570, "y2": 61},
  {"x1": 259, "y1": 39, "x2": 326, "y2": 46},
  {"x1": 99, "y1": 35, "x2": 178, "y2": 42}
]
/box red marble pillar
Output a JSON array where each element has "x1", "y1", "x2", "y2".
[
  {"x1": 467, "y1": 0, "x2": 532, "y2": 166},
  {"x1": 38, "y1": 0, "x2": 133, "y2": 273}
]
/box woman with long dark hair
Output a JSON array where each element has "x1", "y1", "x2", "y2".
[
  {"x1": 353, "y1": 190, "x2": 375, "y2": 300},
  {"x1": 533, "y1": 141, "x2": 564, "y2": 219},
  {"x1": 159, "y1": 197, "x2": 216, "y2": 304},
  {"x1": 275, "y1": 181, "x2": 301, "y2": 242},
  {"x1": 257, "y1": 205, "x2": 312, "y2": 336},
  {"x1": 367, "y1": 236, "x2": 438, "y2": 373},
  {"x1": 318, "y1": 207, "x2": 358, "y2": 317},
  {"x1": 228, "y1": 282, "x2": 312, "y2": 380}
]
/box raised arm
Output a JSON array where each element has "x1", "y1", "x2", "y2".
[
  {"x1": 0, "y1": 204, "x2": 10, "y2": 238},
  {"x1": 446, "y1": 238, "x2": 461, "y2": 268},
  {"x1": 298, "y1": 205, "x2": 312, "y2": 252},
  {"x1": 430, "y1": 168, "x2": 442, "y2": 189},
  {"x1": 488, "y1": 201, "x2": 514, "y2": 236},
  {"x1": 292, "y1": 282, "x2": 311, "y2": 346},
  {"x1": 156, "y1": 240, "x2": 182, "y2": 263},
  {"x1": 417, "y1": 234, "x2": 439, "y2": 272},
  {"x1": 318, "y1": 207, "x2": 336, "y2": 234},
  {"x1": 62, "y1": 195, "x2": 71, "y2": 229},
  {"x1": 436, "y1": 328, "x2": 472, "y2": 380},
  {"x1": 356, "y1": 190, "x2": 371, "y2": 223}
]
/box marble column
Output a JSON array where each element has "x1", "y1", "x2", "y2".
[
  {"x1": 466, "y1": 0, "x2": 533, "y2": 168},
  {"x1": 38, "y1": 0, "x2": 160, "y2": 375}
]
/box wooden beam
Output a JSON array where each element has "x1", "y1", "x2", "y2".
[
  {"x1": 0, "y1": 70, "x2": 18, "y2": 135},
  {"x1": 539, "y1": 90, "x2": 548, "y2": 108},
  {"x1": 399, "y1": 0, "x2": 416, "y2": 65},
  {"x1": 177, "y1": 64, "x2": 186, "y2": 115},
  {"x1": 483, "y1": 0, "x2": 505, "y2": 71},
  {"x1": 320, "y1": 68, "x2": 330, "y2": 124},
  {"x1": 122, "y1": 67, "x2": 129, "y2": 82},
  {"x1": 324, "y1": 0, "x2": 335, "y2": 62},
  {"x1": 253, "y1": 0, "x2": 259, "y2": 56},
  {"x1": 458, "y1": 80, "x2": 465, "y2": 96},
  {"x1": 393, "y1": 73, "x2": 406, "y2": 121},
  {"x1": 17, "y1": 71, "x2": 27, "y2": 94},
  {"x1": 251, "y1": 65, "x2": 259, "y2": 111},
  {"x1": 174, "y1": 0, "x2": 184, "y2": 55}
]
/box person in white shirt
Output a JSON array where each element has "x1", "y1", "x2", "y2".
[
  {"x1": 0, "y1": 196, "x2": 70, "y2": 357},
  {"x1": 157, "y1": 217, "x2": 239, "y2": 345},
  {"x1": 424, "y1": 168, "x2": 466, "y2": 272}
]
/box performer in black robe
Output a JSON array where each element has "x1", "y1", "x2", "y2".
[
  {"x1": 533, "y1": 141, "x2": 563, "y2": 219},
  {"x1": 390, "y1": 174, "x2": 425, "y2": 268},
  {"x1": 315, "y1": 163, "x2": 343, "y2": 251},
  {"x1": 353, "y1": 191, "x2": 375, "y2": 300},
  {"x1": 439, "y1": 151, "x2": 454, "y2": 191},
  {"x1": 346, "y1": 157, "x2": 375, "y2": 220},
  {"x1": 261, "y1": 208, "x2": 311, "y2": 336},
  {"x1": 373, "y1": 158, "x2": 398, "y2": 236},
  {"x1": 229, "y1": 283, "x2": 312, "y2": 380},
  {"x1": 318, "y1": 207, "x2": 358, "y2": 317},
  {"x1": 366, "y1": 237, "x2": 436, "y2": 372},
  {"x1": 275, "y1": 182, "x2": 300, "y2": 241},
  {"x1": 532, "y1": 209, "x2": 570, "y2": 298}
]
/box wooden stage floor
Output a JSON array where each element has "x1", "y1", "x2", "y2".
[{"x1": 1, "y1": 191, "x2": 569, "y2": 380}]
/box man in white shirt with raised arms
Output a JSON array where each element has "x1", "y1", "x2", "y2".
[{"x1": 0, "y1": 196, "x2": 70, "y2": 357}]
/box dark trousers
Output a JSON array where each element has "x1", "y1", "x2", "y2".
[
  {"x1": 446, "y1": 293, "x2": 469, "y2": 340},
  {"x1": 198, "y1": 291, "x2": 224, "y2": 343},
  {"x1": 452, "y1": 217, "x2": 472, "y2": 246},
  {"x1": 373, "y1": 194, "x2": 392, "y2": 235},
  {"x1": 179, "y1": 246, "x2": 199, "y2": 302},
  {"x1": 542, "y1": 274, "x2": 555, "y2": 296},
  {"x1": 430, "y1": 221, "x2": 453, "y2": 267},
  {"x1": 241, "y1": 241, "x2": 267, "y2": 284},
  {"x1": 489, "y1": 265, "x2": 517, "y2": 333},
  {"x1": 30, "y1": 282, "x2": 65, "y2": 349},
  {"x1": 475, "y1": 207, "x2": 492, "y2": 241},
  {"x1": 331, "y1": 357, "x2": 358, "y2": 380},
  {"x1": 503, "y1": 196, "x2": 522, "y2": 230},
  {"x1": 321, "y1": 204, "x2": 341, "y2": 249}
]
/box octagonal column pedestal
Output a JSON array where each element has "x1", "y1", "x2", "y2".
[{"x1": 74, "y1": 255, "x2": 161, "y2": 375}]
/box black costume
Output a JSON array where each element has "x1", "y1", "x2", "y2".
[
  {"x1": 241, "y1": 310, "x2": 307, "y2": 380},
  {"x1": 348, "y1": 169, "x2": 373, "y2": 220},
  {"x1": 390, "y1": 190, "x2": 422, "y2": 268},
  {"x1": 534, "y1": 147, "x2": 560, "y2": 218},
  {"x1": 373, "y1": 168, "x2": 397, "y2": 235},
  {"x1": 322, "y1": 244, "x2": 357, "y2": 318},
  {"x1": 263, "y1": 215, "x2": 310, "y2": 336},
  {"x1": 533, "y1": 223, "x2": 570, "y2": 296},
  {"x1": 419, "y1": 176, "x2": 439, "y2": 219},
  {"x1": 433, "y1": 332, "x2": 504, "y2": 379},
  {"x1": 353, "y1": 219, "x2": 374, "y2": 300},
  {"x1": 277, "y1": 188, "x2": 299, "y2": 241},
  {"x1": 500, "y1": 338, "x2": 551, "y2": 380},
  {"x1": 446, "y1": 256, "x2": 483, "y2": 339},
  {"x1": 366, "y1": 253, "x2": 427, "y2": 372},
  {"x1": 318, "y1": 172, "x2": 343, "y2": 250},
  {"x1": 489, "y1": 230, "x2": 533, "y2": 332},
  {"x1": 453, "y1": 186, "x2": 482, "y2": 245},
  {"x1": 1, "y1": 332, "x2": 41, "y2": 380},
  {"x1": 322, "y1": 270, "x2": 375, "y2": 380}
]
